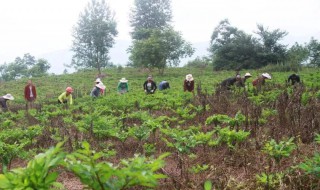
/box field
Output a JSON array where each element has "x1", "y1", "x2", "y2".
[{"x1": 1, "y1": 67, "x2": 320, "y2": 189}]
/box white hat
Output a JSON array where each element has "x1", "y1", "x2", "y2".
[
  {"x1": 244, "y1": 73, "x2": 252, "y2": 77},
  {"x1": 3, "y1": 94, "x2": 14, "y2": 100},
  {"x1": 95, "y1": 78, "x2": 102, "y2": 83},
  {"x1": 186, "y1": 74, "x2": 194, "y2": 81},
  {"x1": 119, "y1": 78, "x2": 128, "y2": 83},
  {"x1": 262, "y1": 73, "x2": 272, "y2": 79},
  {"x1": 96, "y1": 83, "x2": 106, "y2": 90}
]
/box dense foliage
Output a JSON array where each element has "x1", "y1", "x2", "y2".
[
  {"x1": 208, "y1": 19, "x2": 320, "y2": 71},
  {"x1": 71, "y1": 0, "x2": 118, "y2": 74}
]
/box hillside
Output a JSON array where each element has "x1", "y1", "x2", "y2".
[{"x1": 1, "y1": 67, "x2": 320, "y2": 189}]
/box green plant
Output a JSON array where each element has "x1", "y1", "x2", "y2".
[
  {"x1": 65, "y1": 141, "x2": 168, "y2": 190},
  {"x1": 216, "y1": 127, "x2": 250, "y2": 149},
  {"x1": 256, "y1": 172, "x2": 284, "y2": 189},
  {"x1": 204, "y1": 180, "x2": 212, "y2": 190},
  {"x1": 189, "y1": 164, "x2": 209, "y2": 174},
  {"x1": 263, "y1": 137, "x2": 296, "y2": 163},
  {"x1": 298, "y1": 153, "x2": 320, "y2": 178},
  {"x1": 315, "y1": 133, "x2": 320, "y2": 144},
  {"x1": 205, "y1": 114, "x2": 231, "y2": 126},
  {"x1": 161, "y1": 127, "x2": 199, "y2": 154},
  {"x1": 143, "y1": 143, "x2": 156, "y2": 155},
  {"x1": 0, "y1": 142, "x2": 65, "y2": 189}
]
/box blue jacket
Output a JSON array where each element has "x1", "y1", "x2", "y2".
[{"x1": 159, "y1": 81, "x2": 170, "y2": 90}]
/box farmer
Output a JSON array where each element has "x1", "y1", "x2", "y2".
[
  {"x1": 0, "y1": 94, "x2": 14, "y2": 112},
  {"x1": 236, "y1": 73, "x2": 252, "y2": 87},
  {"x1": 91, "y1": 80, "x2": 106, "y2": 98},
  {"x1": 288, "y1": 73, "x2": 300, "y2": 85},
  {"x1": 252, "y1": 73, "x2": 271, "y2": 91},
  {"x1": 158, "y1": 81, "x2": 170, "y2": 90},
  {"x1": 220, "y1": 74, "x2": 242, "y2": 90},
  {"x1": 95, "y1": 78, "x2": 105, "y2": 95},
  {"x1": 58, "y1": 87, "x2": 73, "y2": 105},
  {"x1": 117, "y1": 78, "x2": 129, "y2": 94},
  {"x1": 184, "y1": 74, "x2": 194, "y2": 93},
  {"x1": 24, "y1": 79, "x2": 37, "y2": 109},
  {"x1": 143, "y1": 76, "x2": 157, "y2": 94}
]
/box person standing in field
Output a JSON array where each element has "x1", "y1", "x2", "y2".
[
  {"x1": 0, "y1": 94, "x2": 14, "y2": 112},
  {"x1": 158, "y1": 81, "x2": 170, "y2": 90},
  {"x1": 58, "y1": 87, "x2": 73, "y2": 105},
  {"x1": 143, "y1": 76, "x2": 157, "y2": 94},
  {"x1": 24, "y1": 79, "x2": 37, "y2": 109},
  {"x1": 288, "y1": 73, "x2": 300, "y2": 85},
  {"x1": 117, "y1": 78, "x2": 129, "y2": 94},
  {"x1": 184, "y1": 74, "x2": 194, "y2": 93}
]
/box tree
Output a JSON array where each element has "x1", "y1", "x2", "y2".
[
  {"x1": 209, "y1": 19, "x2": 260, "y2": 70},
  {"x1": 71, "y1": 0, "x2": 118, "y2": 74},
  {"x1": 129, "y1": 28, "x2": 194, "y2": 74},
  {"x1": 255, "y1": 24, "x2": 288, "y2": 65},
  {"x1": 184, "y1": 56, "x2": 211, "y2": 68},
  {"x1": 128, "y1": 0, "x2": 193, "y2": 74},
  {"x1": 287, "y1": 42, "x2": 309, "y2": 65},
  {"x1": 307, "y1": 37, "x2": 320, "y2": 67},
  {"x1": 28, "y1": 59, "x2": 51, "y2": 77},
  {"x1": 208, "y1": 20, "x2": 290, "y2": 70},
  {"x1": 130, "y1": 0, "x2": 172, "y2": 40}
]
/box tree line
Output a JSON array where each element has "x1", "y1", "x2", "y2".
[
  {"x1": 186, "y1": 19, "x2": 320, "y2": 70},
  {"x1": 71, "y1": 0, "x2": 319, "y2": 74},
  {"x1": 0, "y1": 53, "x2": 51, "y2": 81}
]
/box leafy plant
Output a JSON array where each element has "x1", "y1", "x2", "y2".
[
  {"x1": 315, "y1": 133, "x2": 320, "y2": 144},
  {"x1": 216, "y1": 127, "x2": 250, "y2": 149},
  {"x1": 64, "y1": 141, "x2": 168, "y2": 190},
  {"x1": 263, "y1": 137, "x2": 296, "y2": 163},
  {"x1": 204, "y1": 180, "x2": 213, "y2": 190},
  {"x1": 298, "y1": 153, "x2": 320, "y2": 178},
  {"x1": 0, "y1": 142, "x2": 65, "y2": 189},
  {"x1": 256, "y1": 172, "x2": 284, "y2": 189},
  {"x1": 189, "y1": 164, "x2": 209, "y2": 174},
  {"x1": 205, "y1": 114, "x2": 231, "y2": 126}
]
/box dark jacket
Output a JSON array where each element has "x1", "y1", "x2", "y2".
[
  {"x1": 184, "y1": 80, "x2": 194, "y2": 92},
  {"x1": 90, "y1": 86, "x2": 101, "y2": 98},
  {"x1": 221, "y1": 77, "x2": 237, "y2": 90},
  {"x1": 24, "y1": 84, "x2": 37, "y2": 101},
  {"x1": 288, "y1": 74, "x2": 300, "y2": 85},
  {"x1": 0, "y1": 97, "x2": 8, "y2": 111},
  {"x1": 143, "y1": 80, "x2": 157, "y2": 94}
]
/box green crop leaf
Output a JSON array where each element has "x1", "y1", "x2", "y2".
[{"x1": 204, "y1": 180, "x2": 212, "y2": 190}]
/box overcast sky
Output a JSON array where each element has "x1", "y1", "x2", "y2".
[{"x1": 1, "y1": 0, "x2": 319, "y2": 66}]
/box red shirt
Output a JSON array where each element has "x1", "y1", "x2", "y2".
[{"x1": 24, "y1": 85, "x2": 37, "y2": 100}]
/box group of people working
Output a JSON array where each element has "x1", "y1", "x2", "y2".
[
  {"x1": 143, "y1": 74, "x2": 195, "y2": 94},
  {"x1": 0, "y1": 80, "x2": 36, "y2": 112},
  {"x1": 0, "y1": 73, "x2": 301, "y2": 111},
  {"x1": 220, "y1": 72, "x2": 301, "y2": 90}
]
